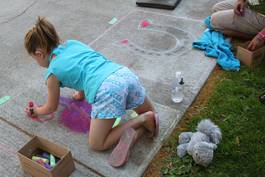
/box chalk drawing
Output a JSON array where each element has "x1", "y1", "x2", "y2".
[{"x1": 114, "y1": 19, "x2": 194, "y2": 57}]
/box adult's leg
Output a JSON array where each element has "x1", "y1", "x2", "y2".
[
  {"x1": 222, "y1": 29, "x2": 254, "y2": 39},
  {"x1": 212, "y1": 0, "x2": 237, "y2": 13},
  {"x1": 211, "y1": 7, "x2": 265, "y2": 39}
]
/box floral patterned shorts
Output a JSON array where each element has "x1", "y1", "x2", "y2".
[{"x1": 91, "y1": 67, "x2": 146, "y2": 119}]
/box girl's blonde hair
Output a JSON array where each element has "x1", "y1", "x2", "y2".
[{"x1": 24, "y1": 17, "x2": 60, "y2": 55}]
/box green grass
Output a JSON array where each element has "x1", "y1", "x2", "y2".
[{"x1": 160, "y1": 64, "x2": 265, "y2": 177}]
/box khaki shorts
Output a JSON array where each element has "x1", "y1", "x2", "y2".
[{"x1": 211, "y1": 0, "x2": 265, "y2": 35}]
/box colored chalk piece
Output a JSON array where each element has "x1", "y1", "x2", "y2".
[
  {"x1": 108, "y1": 17, "x2": 118, "y2": 25},
  {"x1": 0, "y1": 96, "x2": 11, "y2": 105},
  {"x1": 50, "y1": 154, "x2": 56, "y2": 167},
  {"x1": 112, "y1": 117, "x2": 121, "y2": 128},
  {"x1": 36, "y1": 159, "x2": 52, "y2": 170},
  {"x1": 131, "y1": 111, "x2": 138, "y2": 118},
  {"x1": 44, "y1": 163, "x2": 52, "y2": 170},
  {"x1": 42, "y1": 152, "x2": 50, "y2": 159},
  {"x1": 32, "y1": 156, "x2": 49, "y2": 163},
  {"x1": 36, "y1": 159, "x2": 45, "y2": 166}
]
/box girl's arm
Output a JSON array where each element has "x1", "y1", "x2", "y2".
[{"x1": 36, "y1": 75, "x2": 60, "y2": 115}]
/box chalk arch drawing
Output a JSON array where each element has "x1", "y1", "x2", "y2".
[{"x1": 114, "y1": 20, "x2": 195, "y2": 57}]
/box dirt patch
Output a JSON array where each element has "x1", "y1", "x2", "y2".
[{"x1": 143, "y1": 66, "x2": 224, "y2": 177}]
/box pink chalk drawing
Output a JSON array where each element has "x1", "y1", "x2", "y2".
[
  {"x1": 140, "y1": 20, "x2": 151, "y2": 28},
  {"x1": 26, "y1": 97, "x2": 91, "y2": 134},
  {"x1": 59, "y1": 97, "x2": 91, "y2": 134},
  {"x1": 121, "y1": 39, "x2": 129, "y2": 45}
]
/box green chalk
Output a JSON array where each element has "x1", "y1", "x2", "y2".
[
  {"x1": 147, "y1": 19, "x2": 153, "y2": 23},
  {"x1": 112, "y1": 117, "x2": 121, "y2": 128},
  {"x1": 130, "y1": 111, "x2": 138, "y2": 118},
  {"x1": 0, "y1": 96, "x2": 11, "y2": 105},
  {"x1": 108, "y1": 17, "x2": 118, "y2": 25},
  {"x1": 50, "y1": 154, "x2": 56, "y2": 167}
]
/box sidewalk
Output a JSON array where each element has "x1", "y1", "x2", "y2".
[{"x1": 0, "y1": 0, "x2": 218, "y2": 176}]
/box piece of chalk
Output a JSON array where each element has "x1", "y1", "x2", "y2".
[
  {"x1": 36, "y1": 159, "x2": 51, "y2": 170},
  {"x1": 42, "y1": 152, "x2": 50, "y2": 159},
  {"x1": 28, "y1": 101, "x2": 34, "y2": 115},
  {"x1": 108, "y1": 17, "x2": 118, "y2": 25},
  {"x1": 44, "y1": 163, "x2": 52, "y2": 170},
  {"x1": 112, "y1": 117, "x2": 121, "y2": 128},
  {"x1": 36, "y1": 159, "x2": 45, "y2": 166},
  {"x1": 32, "y1": 156, "x2": 49, "y2": 163},
  {"x1": 0, "y1": 96, "x2": 11, "y2": 105},
  {"x1": 131, "y1": 111, "x2": 138, "y2": 118},
  {"x1": 50, "y1": 154, "x2": 56, "y2": 167},
  {"x1": 36, "y1": 159, "x2": 52, "y2": 170}
]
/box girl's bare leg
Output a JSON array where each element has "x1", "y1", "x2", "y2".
[
  {"x1": 88, "y1": 96, "x2": 156, "y2": 151},
  {"x1": 88, "y1": 111, "x2": 155, "y2": 151}
]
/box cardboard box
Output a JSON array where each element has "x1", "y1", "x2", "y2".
[
  {"x1": 236, "y1": 42, "x2": 265, "y2": 67},
  {"x1": 18, "y1": 136, "x2": 75, "y2": 177}
]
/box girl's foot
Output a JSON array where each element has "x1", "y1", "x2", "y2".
[
  {"x1": 108, "y1": 128, "x2": 136, "y2": 167},
  {"x1": 140, "y1": 111, "x2": 158, "y2": 138}
]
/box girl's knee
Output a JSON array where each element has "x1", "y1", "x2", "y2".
[{"x1": 88, "y1": 137, "x2": 107, "y2": 151}]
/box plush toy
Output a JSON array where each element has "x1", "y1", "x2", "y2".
[{"x1": 177, "y1": 119, "x2": 222, "y2": 167}]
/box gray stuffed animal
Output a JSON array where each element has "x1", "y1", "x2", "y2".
[{"x1": 177, "y1": 119, "x2": 222, "y2": 167}]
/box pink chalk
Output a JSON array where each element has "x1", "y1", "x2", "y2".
[
  {"x1": 140, "y1": 20, "x2": 151, "y2": 28},
  {"x1": 28, "y1": 101, "x2": 34, "y2": 116},
  {"x1": 26, "y1": 97, "x2": 91, "y2": 134},
  {"x1": 121, "y1": 39, "x2": 129, "y2": 45}
]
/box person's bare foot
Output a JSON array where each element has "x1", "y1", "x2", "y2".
[{"x1": 139, "y1": 111, "x2": 156, "y2": 137}]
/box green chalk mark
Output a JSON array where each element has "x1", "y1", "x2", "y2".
[
  {"x1": 108, "y1": 17, "x2": 118, "y2": 25},
  {"x1": 0, "y1": 96, "x2": 11, "y2": 105}
]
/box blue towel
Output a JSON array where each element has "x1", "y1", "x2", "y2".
[{"x1": 192, "y1": 16, "x2": 240, "y2": 71}]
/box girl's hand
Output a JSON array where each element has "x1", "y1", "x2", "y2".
[
  {"x1": 234, "y1": 0, "x2": 247, "y2": 16},
  {"x1": 25, "y1": 103, "x2": 38, "y2": 118},
  {"x1": 72, "y1": 91, "x2": 85, "y2": 101},
  {"x1": 247, "y1": 34, "x2": 264, "y2": 51}
]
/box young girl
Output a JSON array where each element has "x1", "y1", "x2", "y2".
[{"x1": 24, "y1": 17, "x2": 159, "y2": 167}]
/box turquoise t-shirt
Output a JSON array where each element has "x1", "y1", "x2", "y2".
[{"x1": 45, "y1": 40, "x2": 122, "y2": 103}]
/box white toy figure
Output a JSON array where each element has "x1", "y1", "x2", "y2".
[{"x1": 177, "y1": 119, "x2": 222, "y2": 167}]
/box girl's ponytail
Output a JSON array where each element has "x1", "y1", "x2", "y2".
[{"x1": 24, "y1": 17, "x2": 60, "y2": 55}]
